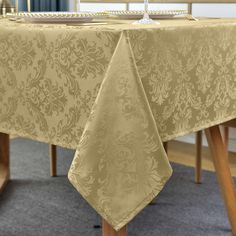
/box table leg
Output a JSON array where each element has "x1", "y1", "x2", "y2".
[
  {"x1": 163, "y1": 142, "x2": 168, "y2": 155},
  {"x1": 102, "y1": 220, "x2": 127, "y2": 236},
  {"x1": 195, "y1": 130, "x2": 202, "y2": 184},
  {"x1": 223, "y1": 126, "x2": 229, "y2": 153},
  {"x1": 49, "y1": 144, "x2": 57, "y2": 177},
  {"x1": 0, "y1": 133, "x2": 10, "y2": 193},
  {"x1": 205, "y1": 126, "x2": 236, "y2": 236}
]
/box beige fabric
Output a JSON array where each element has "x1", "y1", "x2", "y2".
[{"x1": 1, "y1": 18, "x2": 236, "y2": 230}]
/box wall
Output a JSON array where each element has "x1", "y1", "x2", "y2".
[{"x1": 70, "y1": 2, "x2": 236, "y2": 17}]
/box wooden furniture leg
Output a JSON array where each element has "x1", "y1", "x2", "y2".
[
  {"x1": 223, "y1": 126, "x2": 229, "y2": 153},
  {"x1": 102, "y1": 220, "x2": 127, "y2": 236},
  {"x1": 49, "y1": 144, "x2": 57, "y2": 177},
  {"x1": 205, "y1": 126, "x2": 236, "y2": 236},
  {"x1": 0, "y1": 133, "x2": 10, "y2": 193},
  {"x1": 195, "y1": 130, "x2": 202, "y2": 184},
  {"x1": 163, "y1": 142, "x2": 168, "y2": 155}
]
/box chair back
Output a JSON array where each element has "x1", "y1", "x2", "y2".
[
  {"x1": 19, "y1": 0, "x2": 236, "y2": 15},
  {"x1": 77, "y1": 0, "x2": 236, "y2": 14},
  {"x1": 15, "y1": 0, "x2": 31, "y2": 12}
]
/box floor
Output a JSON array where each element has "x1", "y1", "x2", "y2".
[
  {"x1": 0, "y1": 138, "x2": 233, "y2": 236},
  {"x1": 168, "y1": 140, "x2": 236, "y2": 176}
]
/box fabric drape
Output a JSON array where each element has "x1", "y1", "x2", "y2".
[{"x1": 2, "y1": 18, "x2": 236, "y2": 230}]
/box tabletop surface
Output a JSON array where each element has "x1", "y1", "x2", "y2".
[{"x1": 1, "y1": 17, "x2": 236, "y2": 31}]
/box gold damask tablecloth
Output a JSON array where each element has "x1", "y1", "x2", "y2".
[{"x1": 1, "y1": 18, "x2": 236, "y2": 230}]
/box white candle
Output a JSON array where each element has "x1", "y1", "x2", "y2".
[{"x1": 27, "y1": 0, "x2": 31, "y2": 12}]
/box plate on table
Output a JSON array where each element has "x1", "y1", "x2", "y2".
[
  {"x1": 106, "y1": 10, "x2": 188, "y2": 19},
  {"x1": 7, "y1": 12, "x2": 107, "y2": 23}
]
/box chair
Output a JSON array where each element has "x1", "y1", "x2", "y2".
[{"x1": 14, "y1": 0, "x2": 31, "y2": 13}]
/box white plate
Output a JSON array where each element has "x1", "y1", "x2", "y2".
[
  {"x1": 106, "y1": 10, "x2": 188, "y2": 19},
  {"x1": 8, "y1": 12, "x2": 107, "y2": 23}
]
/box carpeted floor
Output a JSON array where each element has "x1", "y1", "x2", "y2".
[{"x1": 0, "y1": 138, "x2": 232, "y2": 236}]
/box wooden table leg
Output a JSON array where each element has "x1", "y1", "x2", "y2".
[
  {"x1": 49, "y1": 144, "x2": 57, "y2": 177},
  {"x1": 102, "y1": 220, "x2": 127, "y2": 236},
  {"x1": 205, "y1": 126, "x2": 236, "y2": 236},
  {"x1": 163, "y1": 142, "x2": 168, "y2": 155},
  {"x1": 195, "y1": 130, "x2": 202, "y2": 184},
  {"x1": 223, "y1": 126, "x2": 229, "y2": 153},
  {"x1": 0, "y1": 133, "x2": 10, "y2": 193}
]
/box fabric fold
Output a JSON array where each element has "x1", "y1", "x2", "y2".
[{"x1": 68, "y1": 31, "x2": 172, "y2": 231}]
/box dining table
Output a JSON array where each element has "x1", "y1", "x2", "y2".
[{"x1": 1, "y1": 16, "x2": 236, "y2": 236}]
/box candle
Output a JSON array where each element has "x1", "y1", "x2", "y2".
[
  {"x1": 77, "y1": 0, "x2": 81, "y2": 11},
  {"x1": 27, "y1": 0, "x2": 31, "y2": 12}
]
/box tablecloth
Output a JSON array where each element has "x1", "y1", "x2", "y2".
[{"x1": 1, "y1": 18, "x2": 236, "y2": 230}]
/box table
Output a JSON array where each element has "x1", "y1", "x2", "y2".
[{"x1": 1, "y1": 17, "x2": 236, "y2": 235}]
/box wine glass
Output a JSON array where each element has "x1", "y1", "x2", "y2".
[
  {"x1": 15, "y1": 0, "x2": 18, "y2": 13},
  {"x1": 75, "y1": 0, "x2": 81, "y2": 12},
  {"x1": 133, "y1": 0, "x2": 159, "y2": 25}
]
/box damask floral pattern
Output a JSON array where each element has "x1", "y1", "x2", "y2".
[
  {"x1": 69, "y1": 33, "x2": 172, "y2": 229},
  {"x1": 2, "y1": 18, "x2": 236, "y2": 231},
  {"x1": 0, "y1": 19, "x2": 118, "y2": 149},
  {"x1": 128, "y1": 23, "x2": 236, "y2": 140},
  {"x1": 46, "y1": 33, "x2": 110, "y2": 96},
  {"x1": 0, "y1": 80, "x2": 5, "y2": 102}
]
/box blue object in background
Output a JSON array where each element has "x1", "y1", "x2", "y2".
[{"x1": 14, "y1": 0, "x2": 68, "y2": 12}]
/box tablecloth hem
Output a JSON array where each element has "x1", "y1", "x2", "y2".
[
  {"x1": 0, "y1": 127, "x2": 77, "y2": 150},
  {"x1": 1, "y1": 110, "x2": 233, "y2": 149},
  {"x1": 68, "y1": 168, "x2": 172, "y2": 231},
  {"x1": 161, "y1": 113, "x2": 236, "y2": 143}
]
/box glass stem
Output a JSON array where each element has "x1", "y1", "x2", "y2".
[
  {"x1": 77, "y1": 0, "x2": 81, "y2": 12},
  {"x1": 15, "y1": 0, "x2": 18, "y2": 13},
  {"x1": 144, "y1": 0, "x2": 149, "y2": 19}
]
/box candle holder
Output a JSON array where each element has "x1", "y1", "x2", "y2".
[{"x1": 0, "y1": 0, "x2": 14, "y2": 16}]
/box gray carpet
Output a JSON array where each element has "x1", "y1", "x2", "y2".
[{"x1": 0, "y1": 138, "x2": 232, "y2": 236}]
